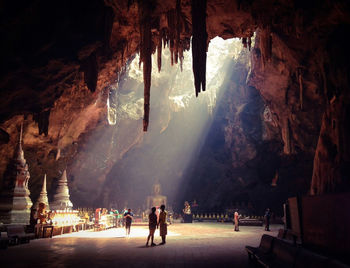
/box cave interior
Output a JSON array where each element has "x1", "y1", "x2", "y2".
[{"x1": 0, "y1": 0, "x2": 350, "y2": 265}]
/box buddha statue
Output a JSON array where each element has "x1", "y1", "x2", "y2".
[
  {"x1": 146, "y1": 181, "x2": 167, "y2": 208},
  {"x1": 37, "y1": 202, "x2": 47, "y2": 224}
]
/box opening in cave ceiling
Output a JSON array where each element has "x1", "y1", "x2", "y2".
[{"x1": 107, "y1": 37, "x2": 247, "y2": 129}]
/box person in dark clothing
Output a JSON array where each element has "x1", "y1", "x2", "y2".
[
  {"x1": 123, "y1": 208, "x2": 134, "y2": 236},
  {"x1": 146, "y1": 207, "x2": 157, "y2": 246},
  {"x1": 158, "y1": 204, "x2": 167, "y2": 245},
  {"x1": 264, "y1": 208, "x2": 271, "y2": 231}
]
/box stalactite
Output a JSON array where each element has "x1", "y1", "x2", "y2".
[
  {"x1": 175, "y1": 0, "x2": 182, "y2": 66},
  {"x1": 191, "y1": 0, "x2": 208, "y2": 97},
  {"x1": 259, "y1": 26, "x2": 272, "y2": 68},
  {"x1": 157, "y1": 33, "x2": 162, "y2": 72},
  {"x1": 179, "y1": 46, "x2": 184, "y2": 71},
  {"x1": 82, "y1": 51, "x2": 98, "y2": 92},
  {"x1": 285, "y1": 119, "x2": 292, "y2": 154},
  {"x1": 167, "y1": 10, "x2": 176, "y2": 66},
  {"x1": 162, "y1": 28, "x2": 169, "y2": 48},
  {"x1": 298, "y1": 67, "x2": 304, "y2": 110},
  {"x1": 248, "y1": 36, "x2": 252, "y2": 51},
  {"x1": 34, "y1": 109, "x2": 50, "y2": 136},
  {"x1": 138, "y1": 1, "x2": 153, "y2": 132},
  {"x1": 142, "y1": 25, "x2": 151, "y2": 132},
  {"x1": 242, "y1": 37, "x2": 247, "y2": 48}
]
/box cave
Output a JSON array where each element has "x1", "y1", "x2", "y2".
[{"x1": 0, "y1": 0, "x2": 349, "y2": 267}]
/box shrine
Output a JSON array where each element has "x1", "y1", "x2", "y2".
[
  {"x1": 0, "y1": 125, "x2": 32, "y2": 225},
  {"x1": 50, "y1": 170, "x2": 73, "y2": 211},
  {"x1": 33, "y1": 174, "x2": 49, "y2": 211}
]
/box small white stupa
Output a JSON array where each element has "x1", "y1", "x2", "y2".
[
  {"x1": 50, "y1": 170, "x2": 73, "y2": 210},
  {"x1": 33, "y1": 174, "x2": 50, "y2": 210}
]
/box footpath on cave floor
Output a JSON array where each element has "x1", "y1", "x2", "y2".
[{"x1": 0, "y1": 222, "x2": 280, "y2": 268}]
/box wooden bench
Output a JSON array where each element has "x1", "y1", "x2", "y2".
[
  {"x1": 0, "y1": 232, "x2": 10, "y2": 249},
  {"x1": 246, "y1": 235, "x2": 350, "y2": 268},
  {"x1": 246, "y1": 234, "x2": 275, "y2": 261},
  {"x1": 7, "y1": 225, "x2": 35, "y2": 244},
  {"x1": 257, "y1": 238, "x2": 298, "y2": 268},
  {"x1": 294, "y1": 248, "x2": 328, "y2": 268},
  {"x1": 276, "y1": 228, "x2": 299, "y2": 245}
]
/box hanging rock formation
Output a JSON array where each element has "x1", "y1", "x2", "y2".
[
  {"x1": 191, "y1": 0, "x2": 208, "y2": 96},
  {"x1": 138, "y1": 0, "x2": 154, "y2": 131}
]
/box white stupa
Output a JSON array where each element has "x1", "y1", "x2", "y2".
[
  {"x1": 50, "y1": 170, "x2": 73, "y2": 210},
  {"x1": 0, "y1": 123, "x2": 33, "y2": 224},
  {"x1": 33, "y1": 174, "x2": 50, "y2": 210}
]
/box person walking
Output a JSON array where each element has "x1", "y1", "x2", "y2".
[
  {"x1": 123, "y1": 208, "x2": 134, "y2": 237},
  {"x1": 158, "y1": 205, "x2": 167, "y2": 245},
  {"x1": 146, "y1": 207, "x2": 157, "y2": 247},
  {"x1": 234, "y1": 210, "x2": 240, "y2": 231},
  {"x1": 264, "y1": 208, "x2": 271, "y2": 231}
]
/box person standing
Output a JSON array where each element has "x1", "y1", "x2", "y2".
[
  {"x1": 264, "y1": 208, "x2": 271, "y2": 231},
  {"x1": 234, "y1": 210, "x2": 240, "y2": 231},
  {"x1": 146, "y1": 207, "x2": 157, "y2": 247},
  {"x1": 123, "y1": 208, "x2": 134, "y2": 237},
  {"x1": 158, "y1": 205, "x2": 167, "y2": 245}
]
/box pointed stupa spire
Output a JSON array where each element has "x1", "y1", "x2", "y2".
[
  {"x1": 19, "y1": 122, "x2": 23, "y2": 143},
  {"x1": 42, "y1": 174, "x2": 47, "y2": 193},
  {"x1": 15, "y1": 123, "x2": 25, "y2": 165},
  {"x1": 34, "y1": 174, "x2": 50, "y2": 210},
  {"x1": 51, "y1": 169, "x2": 73, "y2": 210}
]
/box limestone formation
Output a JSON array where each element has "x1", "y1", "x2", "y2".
[
  {"x1": 51, "y1": 170, "x2": 73, "y2": 211},
  {"x1": 33, "y1": 174, "x2": 50, "y2": 211},
  {"x1": 0, "y1": 125, "x2": 32, "y2": 225},
  {"x1": 191, "y1": 0, "x2": 208, "y2": 96}
]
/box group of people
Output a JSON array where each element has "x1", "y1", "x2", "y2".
[
  {"x1": 123, "y1": 205, "x2": 168, "y2": 247},
  {"x1": 233, "y1": 208, "x2": 272, "y2": 232}
]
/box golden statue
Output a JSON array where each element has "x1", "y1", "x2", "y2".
[
  {"x1": 37, "y1": 202, "x2": 47, "y2": 224},
  {"x1": 147, "y1": 181, "x2": 167, "y2": 208}
]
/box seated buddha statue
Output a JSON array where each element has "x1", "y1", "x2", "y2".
[
  {"x1": 147, "y1": 181, "x2": 167, "y2": 208},
  {"x1": 37, "y1": 202, "x2": 47, "y2": 224}
]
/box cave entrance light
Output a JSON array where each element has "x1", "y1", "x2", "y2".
[
  {"x1": 108, "y1": 36, "x2": 244, "y2": 126},
  {"x1": 103, "y1": 37, "x2": 246, "y2": 210}
]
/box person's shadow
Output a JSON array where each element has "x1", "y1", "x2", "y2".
[{"x1": 138, "y1": 245, "x2": 158, "y2": 248}]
